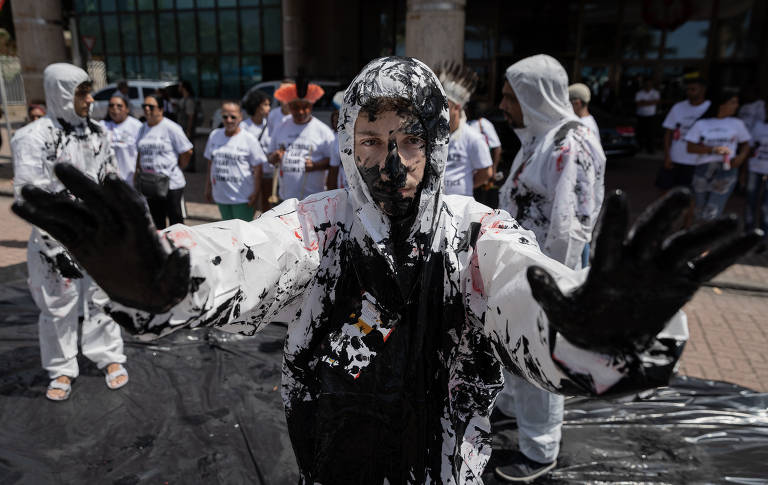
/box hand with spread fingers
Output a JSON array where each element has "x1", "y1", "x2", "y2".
[
  {"x1": 12, "y1": 163, "x2": 190, "y2": 314},
  {"x1": 527, "y1": 188, "x2": 763, "y2": 354}
]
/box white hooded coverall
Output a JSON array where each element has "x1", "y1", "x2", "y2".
[
  {"x1": 496, "y1": 55, "x2": 607, "y2": 464},
  {"x1": 105, "y1": 57, "x2": 683, "y2": 484},
  {"x1": 12, "y1": 63, "x2": 125, "y2": 380}
]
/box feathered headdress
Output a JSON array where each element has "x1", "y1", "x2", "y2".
[
  {"x1": 274, "y1": 72, "x2": 325, "y2": 104},
  {"x1": 434, "y1": 61, "x2": 478, "y2": 106}
]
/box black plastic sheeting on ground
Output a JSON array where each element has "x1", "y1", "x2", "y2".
[{"x1": 1, "y1": 279, "x2": 767, "y2": 484}]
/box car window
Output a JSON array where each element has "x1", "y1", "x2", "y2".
[
  {"x1": 260, "y1": 86, "x2": 275, "y2": 98},
  {"x1": 165, "y1": 84, "x2": 181, "y2": 98},
  {"x1": 93, "y1": 88, "x2": 114, "y2": 101},
  {"x1": 93, "y1": 86, "x2": 139, "y2": 101},
  {"x1": 313, "y1": 84, "x2": 340, "y2": 109}
]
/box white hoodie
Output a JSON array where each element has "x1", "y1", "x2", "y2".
[
  {"x1": 105, "y1": 57, "x2": 684, "y2": 484},
  {"x1": 499, "y1": 55, "x2": 606, "y2": 270},
  {"x1": 12, "y1": 63, "x2": 116, "y2": 268}
]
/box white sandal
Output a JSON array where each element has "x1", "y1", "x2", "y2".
[
  {"x1": 46, "y1": 378, "x2": 72, "y2": 401},
  {"x1": 104, "y1": 364, "x2": 129, "y2": 390}
]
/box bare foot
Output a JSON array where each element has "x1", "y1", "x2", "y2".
[
  {"x1": 46, "y1": 376, "x2": 71, "y2": 400},
  {"x1": 106, "y1": 363, "x2": 128, "y2": 388}
]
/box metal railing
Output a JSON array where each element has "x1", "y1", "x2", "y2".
[{"x1": 0, "y1": 56, "x2": 26, "y2": 106}]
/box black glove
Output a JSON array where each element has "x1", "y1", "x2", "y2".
[
  {"x1": 12, "y1": 164, "x2": 190, "y2": 314},
  {"x1": 527, "y1": 188, "x2": 762, "y2": 354}
]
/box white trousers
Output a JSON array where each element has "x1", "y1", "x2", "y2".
[
  {"x1": 496, "y1": 370, "x2": 564, "y2": 464},
  {"x1": 27, "y1": 231, "x2": 126, "y2": 379}
]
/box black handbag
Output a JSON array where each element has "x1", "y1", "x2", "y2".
[
  {"x1": 135, "y1": 170, "x2": 170, "y2": 199},
  {"x1": 134, "y1": 123, "x2": 170, "y2": 199}
]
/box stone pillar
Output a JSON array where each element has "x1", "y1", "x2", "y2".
[
  {"x1": 11, "y1": 0, "x2": 68, "y2": 103},
  {"x1": 282, "y1": 0, "x2": 308, "y2": 79},
  {"x1": 405, "y1": 0, "x2": 465, "y2": 69}
]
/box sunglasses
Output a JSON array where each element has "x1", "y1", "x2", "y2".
[
  {"x1": 142, "y1": 104, "x2": 159, "y2": 111},
  {"x1": 222, "y1": 114, "x2": 239, "y2": 120},
  {"x1": 108, "y1": 103, "x2": 126, "y2": 108}
]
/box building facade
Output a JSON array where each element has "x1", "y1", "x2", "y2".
[
  {"x1": 73, "y1": 0, "x2": 283, "y2": 97},
  {"x1": 8, "y1": 0, "x2": 768, "y2": 110}
]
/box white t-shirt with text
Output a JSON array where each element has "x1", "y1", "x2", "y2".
[
  {"x1": 268, "y1": 117, "x2": 335, "y2": 200},
  {"x1": 662, "y1": 99, "x2": 711, "y2": 166},
  {"x1": 635, "y1": 89, "x2": 660, "y2": 117},
  {"x1": 100, "y1": 116, "x2": 142, "y2": 183},
  {"x1": 444, "y1": 123, "x2": 493, "y2": 196},
  {"x1": 137, "y1": 118, "x2": 193, "y2": 190},
  {"x1": 685, "y1": 117, "x2": 751, "y2": 165},
  {"x1": 204, "y1": 128, "x2": 267, "y2": 204}
]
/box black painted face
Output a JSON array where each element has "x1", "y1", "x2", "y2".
[{"x1": 354, "y1": 110, "x2": 428, "y2": 218}]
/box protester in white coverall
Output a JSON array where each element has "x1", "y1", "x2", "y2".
[
  {"x1": 12, "y1": 63, "x2": 128, "y2": 401},
  {"x1": 495, "y1": 54, "x2": 607, "y2": 481},
  {"x1": 13, "y1": 57, "x2": 759, "y2": 483}
]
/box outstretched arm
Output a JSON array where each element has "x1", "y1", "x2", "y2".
[
  {"x1": 480, "y1": 189, "x2": 761, "y2": 396},
  {"x1": 12, "y1": 164, "x2": 321, "y2": 338}
]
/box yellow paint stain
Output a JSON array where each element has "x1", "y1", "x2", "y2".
[{"x1": 354, "y1": 319, "x2": 373, "y2": 335}]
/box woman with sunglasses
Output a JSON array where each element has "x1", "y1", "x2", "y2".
[
  {"x1": 135, "y1": 93, "x2": 194, "y2": 229},
  {"x1": 204, "y1": 100, "x2": 267, "y2": 221},
  {"x1": 100, "y1": 93, "x2": 142, "y2": 183}
]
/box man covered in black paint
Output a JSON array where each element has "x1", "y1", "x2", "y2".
[{"x1": 12, "y1": 57, "x2": 761, "y2": 484}]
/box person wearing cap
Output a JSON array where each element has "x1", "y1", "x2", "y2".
[
  {"x1": 435, "y1": 61, "x2": 493, "y2": 197},
  {"x1": 660, "y1": 75, "x2": 710, "y2": 191},
  {"x1": 569, "y1": 83, "x2": 599, "y2": 138},
  {"x1": 266, "y1": 79, "x2": 335, "y2": 201},
  {"x1": 100, "y1": 92, "x2": 142, "y2": 183},
  {"x1": 326, "y1": 90, "x2": 347, "y2": 190}
]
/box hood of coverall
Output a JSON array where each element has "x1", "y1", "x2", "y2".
[
  {"x1": 504, "y1": 54, "x2": 578, "y2": 144},
  {"x1": 43, "y1": 63, "x2": 92, "y2": 128},
  {"x1": 337, "y1": 56, "x2": 450, "y2": 250}
]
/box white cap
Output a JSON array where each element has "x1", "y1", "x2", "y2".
[
  {"x1": 332, "y1": 90, "x2": 344, "y2": 109},
  {"x1": 568, "y1": 83, "x2": 591, "y2": 104}
]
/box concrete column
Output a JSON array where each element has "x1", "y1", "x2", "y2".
[
  {"x1": 282, "y1": 0, "x2": 309, "y2": 79},
  {"x1": 11, "y1": 0, "x2": 68, "y2": 103},
  {"x1": 405, "y1": 0, "x2": 465, "y2": 69}
]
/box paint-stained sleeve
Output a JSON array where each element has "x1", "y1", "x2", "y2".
[
  {"x1": 474, "y1": 210, "x2": 687, "y2": 397},
  {"x1": 11, "y1": 126, "x2": 49, "y2": 201},
  {"x1": 105, "y1": 198, "x2": 323, "y2": 340},
  {"x1": 542, "y1": 133, "x2": 602, "y2": 270}
]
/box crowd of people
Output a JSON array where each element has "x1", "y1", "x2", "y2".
[
  {"x1": 649, "y1": 75, "x2": 768, "y2": 238},
  {"x1": 9, "y1": 56, "x2": 761, "y2": 484}
]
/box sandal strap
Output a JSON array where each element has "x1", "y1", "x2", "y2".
[
  {"x1": 48, "y1": 380, "x2": 71, "y2": 391},
  {"x1": 106, "y1": 367, "x2": 128, "y2": 380}
]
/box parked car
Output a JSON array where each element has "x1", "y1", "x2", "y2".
[
  {"x1": 591, "y1": 106, "x2": 639, "y2": 159},
  {"x1": 91, "y1": 80, "x2": 181, "y2": 120}
]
